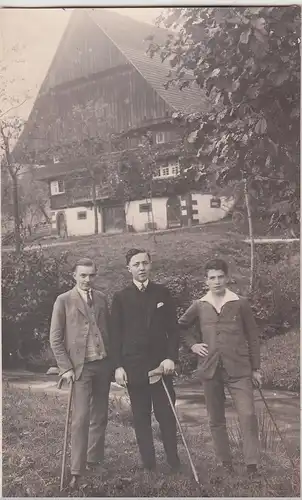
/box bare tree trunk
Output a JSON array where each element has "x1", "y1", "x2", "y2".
[
  {"x1": 11, "y1": 173, "x2": 22, "y2": 254},
  {"x1": 1, "y1": 125, "x2": 22, "y2": 254},
  {"x1": 91, "y1": 177, "x2": 99, "y2": 235},
  {"x1": 243, "y1": 178, "x2": 255, "y2": 293}
]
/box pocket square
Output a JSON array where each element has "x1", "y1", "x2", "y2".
[{"x1": 157, "y1": 302, "x2": 164, "y2": 308}]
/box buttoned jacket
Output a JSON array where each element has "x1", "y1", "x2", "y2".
[
  {"x1": 179, "y1": 289, "x2": 260, "y2": 379},
  {"x1": 49, "y1": 287, "x2": 111, "y2": 379}
]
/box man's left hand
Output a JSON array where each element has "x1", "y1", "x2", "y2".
[
  {"x1": 160, "y1": 359, "x2": 175, "y2": 375},
  {"x1": 252, "y1": 370, "x2": 263, "y2": 388}
]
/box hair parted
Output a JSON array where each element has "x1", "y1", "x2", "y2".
[
  {"x1": 126, "y1": 248, "x2": 151, "y2": 265},
  {"x1": 205, "y1": 258, "x2": 228, "y2": 276},
  {"x1": 73, "y1": 257, "x2": 97, "y2": 272}
]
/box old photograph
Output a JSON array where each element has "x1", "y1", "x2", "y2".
[{"x1": 1, "y1": 5, "x2": 300, "y2": 497}]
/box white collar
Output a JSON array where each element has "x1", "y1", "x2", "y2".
[
  {"x1": 133, "y1": 279, "x2": 149, "y2": 290},
  {"x1": 200, "y1": 289, "x2": 239, "y2": 312},
  {"x1": 77, "y1": 287, "x2": 92, "y2": 300}
]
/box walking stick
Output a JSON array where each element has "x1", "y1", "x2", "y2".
[
  {"x1": 58, "y1": 377, "x2": 74, "y2": 491},
  {"x1": 148, "y1": 366, "x2": 205, "y2": 494},
  {"x1": 255, "y1": 383, "x2": 297, "y2": 472}
]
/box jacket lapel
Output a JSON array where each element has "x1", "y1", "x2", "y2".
[
  {"x1": 145, "y1": 282, "x2": 159, "y2": 330},
  {"x1": 91, "y1": 290, "x2": 102, "y2": 322},
  {"x1": 71, "y1": 287, "x2": 88, "y2": 318}
]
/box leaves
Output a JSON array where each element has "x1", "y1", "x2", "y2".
[
  {"x1": 255, "y1": 117, "x2": 267, "y2": 135},
  {"x1": 240, "y1": 29, "x2": 251, "y2": 44}
]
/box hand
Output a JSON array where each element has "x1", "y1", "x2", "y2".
[
  {"x1": 160, "y1": 359, "x2": 175, "y2": 375},
  {"x1": 61, "y1": 369, "x2": 75, "y2": 384},
  {"x1": 191, "y1": 343, "x2": 208, "y2": 357},
  {"x1": 252, "y1": 370, "x2": 263, "y2": 388},
  {"x1": 115, "y1": 367, "x2": 128, "y2": 387}
]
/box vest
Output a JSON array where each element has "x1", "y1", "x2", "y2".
[{"x1": 84, "y1": 300, "x2": 107, "y2": 362}]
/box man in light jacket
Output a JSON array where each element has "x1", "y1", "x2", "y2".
[
  {"x1": 179, "y1": 258, "x2": 262, "y2": 478},
  {"x1": 50, "y1": 257, "x2": 112, "y2": 488}
]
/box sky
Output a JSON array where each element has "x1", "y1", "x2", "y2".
[{"x1": 0, "y1": 7, "x2": 162, "y2": 120}]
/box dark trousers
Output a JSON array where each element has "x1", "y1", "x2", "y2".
[
  {"x1": 71, "y1": 359, "x2": 112, "y2": 475},
  {"x1": 127, "y1": 376, "x2": 179, "y2": 468},
  {"x1": 203, "y1": 363, "x2": 259, "y2": 465}
]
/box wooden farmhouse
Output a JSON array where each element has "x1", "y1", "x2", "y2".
[{"x1": 15, "y1": 9, "x2": 233, "y2": 237}]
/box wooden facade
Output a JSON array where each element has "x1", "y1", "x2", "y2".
[{"x1": 17, "y1": 9, "x2": 210, "y2": 234}]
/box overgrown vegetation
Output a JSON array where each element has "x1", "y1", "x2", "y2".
[
  {"x1": 2, "y1": 385, "x2": 300, "y2": 497},
  {"x1": 2, "y1": 227, "x2": 299, "y2": 386}
]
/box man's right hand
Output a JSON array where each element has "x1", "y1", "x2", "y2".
[
  {"x1": 191, "y1": 343, "x2": 208, "y2": 357},
  {"x1": 61, "y1": 369, "x2": 75, "y2": 383},
  {"x1": 115, "y1": 367, "x2": 128, "y2": 387}
]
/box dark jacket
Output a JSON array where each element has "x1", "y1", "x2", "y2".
[
  {"x1": 50, "y1": 287, "x2": 111, "y2": 380},
  {"x1": 178, "y1": 290, "x2": 260, "y2": 380},
  {"x1": 110, "y1": 281, "x2": 179, "y2": 385}
]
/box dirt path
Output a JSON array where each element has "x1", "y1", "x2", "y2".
[{"x1": 3, "y1": 369, "x2": 300, "y2": 452}]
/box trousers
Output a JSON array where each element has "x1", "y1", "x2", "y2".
[
  {"x1": 70, "y1": 358, "x2": 112, "y2": 475},
  {"x1": 203, "y1": 363, "x2": 259, "y2": 465},
  {"x1": 127, "y1": 376, "x2": 179, "y2": 468}
]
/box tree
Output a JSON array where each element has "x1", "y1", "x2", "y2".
[
  {"x1": 27, "y1": 99, "x2": 115, "y2": 235},
  {"x1": 0, "y1": 36, "x2": 29, "y2": 253},
  {"x1": 147, "y1": 6, "x2": 300, "y2": 290}
]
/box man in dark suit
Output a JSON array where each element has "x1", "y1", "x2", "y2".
[
  {"x1": 50, "y1": 257, "x2": 112, "y2": 488},
  {"x1": 111, "y1": 248, "x2": 180, "y2": 472},
  {"x1": 179, "y1": 258, "x2": 262, "y2": 478}
]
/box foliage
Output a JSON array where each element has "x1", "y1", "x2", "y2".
[
  {"x1": 261, "y1": 329, "x2": 300, "y2": 391},
  {"x1": 147, "y1": 6, "x2": 300, "y2": 218},
  {"x1": 250, "y1": 248, "x2": 299, "y2": 334},
  {"x1": 2, "y1": 250, "x2": 74, "y2": 366}
]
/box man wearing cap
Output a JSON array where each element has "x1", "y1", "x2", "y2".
[
  {"x1": 111, "y1": 248, "x2": 180, "y2": 472},
  {"x1": 50, "y1": 257, "x2": 112, "y2": 488}
]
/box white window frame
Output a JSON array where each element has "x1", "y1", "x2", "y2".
[
  {"x1": 155, "y1": 131, "x2": 165, "y2": 144},
  {"x1": 153, "y1": 160, "x2": 180, "y2": 179},
  {"x1": 50, "y1": 180, "x2": 65, "y2": 195}
]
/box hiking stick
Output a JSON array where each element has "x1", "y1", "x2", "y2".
[
  {"x1": 256, "y1": 384, "x2": 297, "y2": 471},
  {"x1": 58, "y1": 377, "x2": 74, "y2": 491},
  {"x1": 148, "y1": 367, "x2": 204, "y2": 493}
]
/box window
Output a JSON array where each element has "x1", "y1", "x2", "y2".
[
  {"x1": 155, "y1": 131, "x2": 165, "y2": 144},
  {"x1": 153, "y1": 161, "x2": 180, "y2": 179},
  {"x1": 77, "y1": 211, "x2": 87, "y2": 220},
  {"x1": 210, "y1": 197, "x2": 221, "y2": 208},
  {"x1": 139, "y1": 203, "x2": 152, "y2": 213},
  {"x1": 50, "y1": 180, "x2": 65, "y2": 195}
]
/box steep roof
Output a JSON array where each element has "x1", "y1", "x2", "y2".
[
  {"x1": 89, "y1": 9, "x2": 208, "y2": 115},
  {"x1": 41, "y1": 9, "x2": 208, "y2": 115}
]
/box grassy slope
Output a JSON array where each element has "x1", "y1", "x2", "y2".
[
  {"x1": 43, "y1": 223, "x2": 252, "y2": 298},
  {"x1": 2, "y1": 385, "x2": 300, "y2": 498}
]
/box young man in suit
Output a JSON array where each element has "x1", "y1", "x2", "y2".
[
  {"x1": 50, "y1": 258, "x2": 112, "y2": 488},
  {"x1": 179, "y1": 259, "x2": 262, "y2": 478},
  {"x1": 111, "y1": 248, "x2": 180, "y2": 472}
]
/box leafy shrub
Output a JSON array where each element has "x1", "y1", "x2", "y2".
[
  {"x1": 251, "y1": 249, "x2": 300, "y2": 336},
  {"x1": 261, "y1": 330, "x2": 300, "y2": 391},
  {"x1": 2, "y1": 250, "x2": 74, "y2": 367}
]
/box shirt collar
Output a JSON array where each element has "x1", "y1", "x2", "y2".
[
  {"x1": 77, "y1": 287, "x2": 92, "y2": 300},
  {"x1": 200, "y1": 288, "x2": 239, "y2": 308},
  {"x1": 133, "y1": 279, "x2": 149, "y2": 291}
]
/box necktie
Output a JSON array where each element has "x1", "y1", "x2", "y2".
[
  {"x1": 86, "y1": 290, "x2": 93, "y2": 307},
  {"x1": 140, "y1": 283, "x2": 146, "y2": 292}
]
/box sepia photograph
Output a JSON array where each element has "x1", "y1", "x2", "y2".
[{"x1": 1, "y1": 3, "x2": 300, "y2": 497}]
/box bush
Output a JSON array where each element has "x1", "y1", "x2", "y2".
[
  {"x1": 2, "y1": 250, "x2": 74, "y2": 367},
  {"x1": 250, "y1": 249, "x2": 300, "y2": 336},
  {"x1": 261, "y1": 330, "x2": 300, "y2": 391}
]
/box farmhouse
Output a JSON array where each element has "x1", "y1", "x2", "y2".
[{"x1": 16, "y1": 9, "x2": 233, "y2": 237}]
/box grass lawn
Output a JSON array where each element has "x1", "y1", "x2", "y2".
[
  {"x1": 42, "y1": 222, "x2": 252, "y2": 298},
  {"x1": 2, "y1": 384, "x2": 300, "y2": 497}
]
